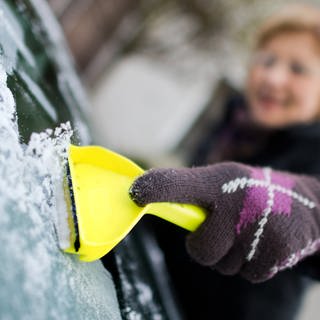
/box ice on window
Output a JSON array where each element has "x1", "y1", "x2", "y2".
[{"x1": 0, "y1": 60, "x2": 121, "y2": 319}]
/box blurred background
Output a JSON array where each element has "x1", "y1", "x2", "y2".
[
  {"x1": 47, "y1": 0, "x2": 296, "y2": 165},
  {"x1": 47, "y1": 1, "x2": 320, "y2": 319}
]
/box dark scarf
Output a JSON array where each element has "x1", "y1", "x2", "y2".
[{"x1": 191, "y1": 94, "x2": 320, "y2": 176}]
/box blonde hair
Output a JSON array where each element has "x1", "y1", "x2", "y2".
[{"x1": 255, "y1": 3, "x2": 320, "y2": 50}]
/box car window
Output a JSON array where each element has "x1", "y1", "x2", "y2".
[{"x1": 0, "y1": 1, "x2": 122, "y2": 319}]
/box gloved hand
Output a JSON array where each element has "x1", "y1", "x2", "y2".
[{"x1": 129, "y1": 162, "x2": 320, "y2": 283}]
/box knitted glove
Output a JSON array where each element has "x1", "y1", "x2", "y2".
[{"x1": 129, "y1": 162, "x2": 320, "y2": 283}]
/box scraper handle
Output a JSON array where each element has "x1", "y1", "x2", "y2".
[{"x1": 144, "y1": 202, "x2": 206, "y2": 232}]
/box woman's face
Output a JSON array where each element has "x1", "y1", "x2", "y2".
[{"x1": 246, "y1": 31, "x2": 320, "y2": 128}]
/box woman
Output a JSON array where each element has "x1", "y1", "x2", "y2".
[{"x1": 130, "y1": 4, "x2": 320, "y2": 320}]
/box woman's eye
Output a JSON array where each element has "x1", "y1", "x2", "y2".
[
  {"x1": 253, "y1": 53, "x2": 276, "y2": 68},
  {"x1": 262, "y1": 55, "x2": 276, "y2": 68},
  {"x1": 290, "y1": 63, "x2": 308, "y2": 75}
]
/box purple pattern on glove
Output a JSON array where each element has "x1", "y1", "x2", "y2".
[
  {"x1": 267, "y1": 238, "x2": 320, "y2": 280},
  {"x1": 235, "y1": 168, "x2": 295, "y2": 234}
]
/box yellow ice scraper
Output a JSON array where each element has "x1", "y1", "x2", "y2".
[{"x1": 62, "y1": 145, "x2": 206, "y2": 262}]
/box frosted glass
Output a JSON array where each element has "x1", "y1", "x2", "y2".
[{"x1": 0, "y1": 1, "x2": 122, "y2": 319}]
